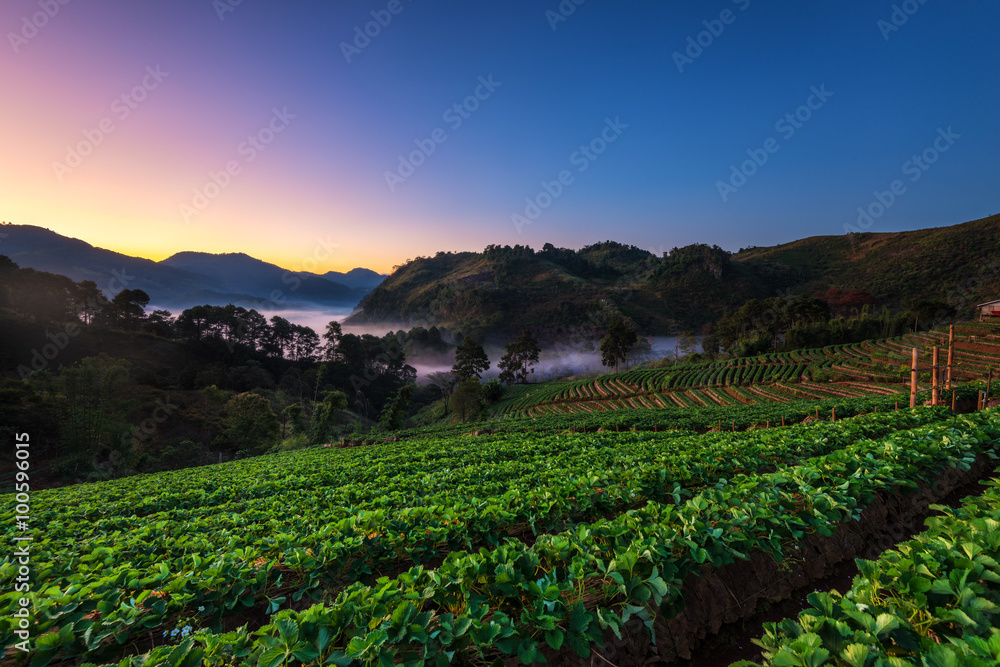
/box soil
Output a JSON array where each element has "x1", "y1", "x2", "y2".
[
  {"x1": 533, "y1": 452, "x2": 998, "y2": 666},
  {"x1": 678, "y1": 457, "x2": 998, "y2": 667}
]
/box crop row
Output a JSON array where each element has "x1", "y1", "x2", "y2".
[
  {"x1": 743, "y1": 474, "x2": 1000, "y2": 666},
  {"x1": 60, "y1": 409, "x2": 1000, "y2": 666},
  {"x1": 490, "y1": 328, "x2": 1000, "y2": 420},
  {"x1": 0, "y1": 410, "x2": 954, "y2": 665}
]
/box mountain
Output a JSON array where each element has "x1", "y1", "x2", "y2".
[
  {"x1": 0, "y1": 225, "x2": 382, "y2": 310},
  {"x1": 346, "y1": 213, "x2": 1000, "y2": 342},
  {"x1": 322, "y1": 268, "x2": 386, "y2": 291},
  {"x1": 159, "y1": 252, "x2": 361, "y2": 304}
]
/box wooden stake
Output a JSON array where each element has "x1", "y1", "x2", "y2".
[
  {"x1": 947, "y1": 325, "x2": 954, "y2": 389},
  {"x1": 932, "y1": 346, "x2": 940, "y2": 406},
  {"x1": 988, "y1": 368, "x2": 993, "y2": 400},
  {"x1": 910, "y1": 348, "x2": 919, "y2": 409},
  {"x1": 952, "y1": 390, "x2": 957, "y2": 412},
  {"x1": 831, "y1": 407, "x2": 836, "y2": 422},
  {"x1": 781, "y1": 416, "x2": 785, "y2": 427}
]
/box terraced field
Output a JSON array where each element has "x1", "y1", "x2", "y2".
[
  {"x1": 490, "y1": 322, "x2": 1000, "y2": 420},
  {"x1": 4, "y1": 398, "x2": 1000, "y2": 665}
]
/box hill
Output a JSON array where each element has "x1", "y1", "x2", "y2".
[
  {"x1": 735, "y1": 212, "x2": 1000, "y2": 302},
  {"x1": 0, "y1": 224, "x2": 383, "y2": 309},
  {"x1": 159, "y1": 251, "x2": 360, "y2": 304},
  {"x1": 346, "y1": 213, "x2": 1000, "y2": 341}
]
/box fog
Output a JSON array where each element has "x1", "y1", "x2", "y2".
[
  {"x1": 414, "y1": 335, "x2": 703, "y2": 384},
  {"x1": 156, "y1": 305, "x2": 701, "y2": 382}
]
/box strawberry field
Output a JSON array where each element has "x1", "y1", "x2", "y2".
[
  {"x1": 490, "y1": 323, "x2": 1000, "y2": 420},
  {"x1": 3, "y1": 397, "x2": 1000, "y2": 665}
]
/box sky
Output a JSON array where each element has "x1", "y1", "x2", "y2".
[{"x1": 1, "y1": 0, "x2": 997, "y2": 274}]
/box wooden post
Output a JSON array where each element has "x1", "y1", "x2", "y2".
[
  {"x1": 766, "y1": 420, "x2": 770, "y2": 428},
  {"x1": 831, "y1": 407, "x2": 836, "y2": 422},
  {"x1": 951, "y1": 390, "x2": 957, "y2": 412},
  {"x1": 732, "y1": 421, "x2": 735, "y2": 432},
  {"x1": 947, "y1": 325, "x2": 954, "y2": 389},
  {"x1": 932, "y1": 346, "x2": 940, "y2": 406},
  {"x1": 781, "y1": 416, "x2": 785, "y2": 427},
  {"x1": 895, "y1": 401, "x2": 899, "y2": 411},
  {"x1": 910, "y1": 348, "x2": 918, "y2": 409},
  {"x1": 988, "y1": 368, "x2": 993, "y2": 400}
]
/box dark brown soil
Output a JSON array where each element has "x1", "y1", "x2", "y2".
[
  {"x1": 678, "y1": 458, "x2": 997, "y2": 667},
  {"x1": 536, "y1": 453, "x2": 997, "y2": 666}
]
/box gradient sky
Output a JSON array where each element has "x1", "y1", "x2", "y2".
[{"x1": 2, "y1": 1, "x2": 997, "y2": 273}]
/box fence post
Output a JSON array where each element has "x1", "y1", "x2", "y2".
[
  {"x1": 932, "y1": 346, "x2": 940, "y2": 406},
  {"x1": 910, "y1": 348, "x2": 918, "y2": 409},
  {"x1": 947, "y1": 325, "x2": 954, "y2": 389}
]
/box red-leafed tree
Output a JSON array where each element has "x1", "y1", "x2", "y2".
[{"x1": 813, "y1": 289, "x2": 878, "y2": 317}]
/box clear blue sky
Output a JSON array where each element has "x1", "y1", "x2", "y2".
[{"x1": 4, "y1": 0, "x2": 998, "y2": 270}]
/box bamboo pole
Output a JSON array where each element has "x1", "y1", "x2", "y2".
[
  {"x1": 910, "y1": 348, "x2": 919, "y2": 408},
  {"x1": 932, "y1": 346, "x2": 940, "y2": 406},
  {"x1": 947, "y1": 325, "x2": 954, "y2": 389}
]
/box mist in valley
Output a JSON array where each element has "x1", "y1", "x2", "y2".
[{"x1": 155, "y1": 304, "x2": 702, "y2": 382}]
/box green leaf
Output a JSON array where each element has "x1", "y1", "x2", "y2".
[
  {"x1": 545, "y1": 629, "x2": 564, "y2": 650},
  {"x1": 275, "y1": 618, "x2": 299, "y2": 645},
  {"x1": 840, "y1": 643, "x2": 870, "y2": 667},
  {"x1": 874, "y1": 613, "x2": 899, "y2": 637},
  {"x1": 921, "y1": 644, "x2": 959, "y2": 667},
  {"x1": 258, "y1": 646, "x2": 288, "y2": 667}
]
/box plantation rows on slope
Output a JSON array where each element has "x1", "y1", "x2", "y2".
[
  {"x1": 743, "y1": 475, "x2": 1000, "y2": 666},
  {"x1": 4, "y1": 402, "x2": 1000, "y2": 665},
  {"x1": 490, "y1": 322, "x2": 1000, "y2": 420}
]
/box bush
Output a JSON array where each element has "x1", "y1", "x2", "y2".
[
  {"x1": 223, "y1": 392, "x2": 280, "y2": 454},
  {"x1": 483, "y1": 378, "x2": 505, "y2": 404},
  {"x1": 450, "y1": 378, "x2": 484, "y2": 421}
]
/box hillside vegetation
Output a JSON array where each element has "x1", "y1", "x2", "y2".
[{"x1": 347, "y1": 213, "x2": 1000, "y2": 341}]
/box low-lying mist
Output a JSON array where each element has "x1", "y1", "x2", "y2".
[{"x1": 161, "y1": 305, "x2": 700, "y2": 382}]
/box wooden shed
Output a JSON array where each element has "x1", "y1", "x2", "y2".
[{"x1": 978, "y1": 299, "x2": 1000, "y2": 321}]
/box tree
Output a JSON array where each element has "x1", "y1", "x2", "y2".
[
  {"x1": 377, "y1": 383, "x2": 415, "y2": 431},
  {"x1": 450, "y1": 378, "x2": 484, "y2": 421},
  {"x1": 309, "y1": 390, "x2": 348, "y2": 444},
  {"x1": 452, "y1": 338, "x2": 490, "y2": 380},
  {"x1": 482, "y1": 378, "x2": 505, "y2": 404},
  {"x1": 498, "y1": 330, "x2": 541, "y2": 385},
  {"x1": 49, "y1": 354, "x2": 133, "y2": 474},
  {"x1": 322, "y1": 321, "x2": 343, "y2": 361},
  {"x1": 426, "y1": 371, "x2": 457, "y2": 408},
  {"x1": 144, "y1": 310, "x2": 174, "y2": 338},
  {"x1": 108, "y1": 289, "x2": 150, "y2": 330},
  {"x1": 75, "y1": 280, "x2": 105, "y2": 324},
  {"x1": 288, "y1": 324, "x2": 320, "y2": 361},
  {"x1": 223, "y1": 393, "x2": 281, "y2": 454},
  {"x1": 677, "y1": 331, "x2": 698, "y2": 357},
  {"x1": 266, "y1": 316, "x2": 294, "y2": 357},
  {"x1": 599, "y1": 319, "x2": 638, "y2": 373}
]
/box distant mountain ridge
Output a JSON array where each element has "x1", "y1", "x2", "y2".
[
  {"x1": 0, "y1": 225, "x2": 386, "y2": 310},
  {"x1": 345, "y1": 213, "x2": 1000, "y2": 342}
]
